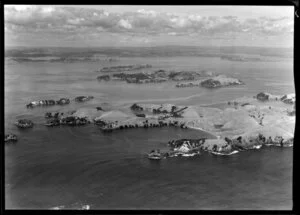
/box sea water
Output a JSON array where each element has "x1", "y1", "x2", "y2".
[{"x1": 4, "y1": 52, "x2": 294, "y2": 209}]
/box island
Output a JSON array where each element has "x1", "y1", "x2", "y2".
[
  {"x1": 200, "y1": 75, "x2": 244, "y2": 88},
  {"x1": 5, "y1": 134, "x2": 18, "y2": 143},
  {"x1": 27, "y1": 98, "x2": 70, "y2": 108},
  {"x1": 97, "y1": 69, "x2": 243, "y2": 89},
  {"x1": 97, "y1": 69, "x2": 215, "y2": 83},
  {"x1": 11, "y1": 56, "x2": 119, "y2": 63},
  {"x1": 176, "y1": 75, "x2": 244, "y2": 88},
  {"x1": 70, "y1": 92, "x2": 295, "y2": 155},
  {"x1": 26, "y1": 96, "x2": 94, "y2": 108},
  {"x1": 96, "y1": 64, "x2": 152, "y2": 73},
  {"x1": 9, "y1": 91, "x2": 294, "y2": 158}
]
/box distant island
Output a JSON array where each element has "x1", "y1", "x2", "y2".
[
  {"x1": 96, "y1": 64, "x2": 152, "y2": 73},
  {"x1": 8, "y1": 57, "x2": 118, "y2": 63},
  {"x1": 176, "y1": 75, "x2": 244, "y2": 88},
  {"x1": 97, "y1": 67, "x2": 243, "y2": 88}
]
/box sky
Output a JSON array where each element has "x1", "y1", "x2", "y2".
[{"x1": 4, "y1": 5, "x2": 294, "y2": 48}]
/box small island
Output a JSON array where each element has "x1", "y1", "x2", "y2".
[
  {"x1": 176, "y1": 75, "x2": 244, "y2": 88},
  {"x1": 97, "y1": 69, "x2": 243, "y2": 89},
  {"x1": 96, "y1": 64, "x2": 152, "y2": 73}
]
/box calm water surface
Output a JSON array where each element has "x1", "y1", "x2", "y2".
[{"x1": 5, "y1": 56, "x2": 294, "y2": 209}]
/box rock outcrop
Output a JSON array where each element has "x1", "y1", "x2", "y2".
[
  {"x1": 256, "y1": 92, "x2": 271, "y2": 101},
  {"x1": 45, "y1": 114, "x2": 90, "y2": 127},
  {"x1": 44, "y1": 108, "x2": 99, "y2": 126},
  {"x1": 60, "y1": 116, "x2": 89, "y2": 126},
  {"x1": 5, "y1": 134, "x2": 18, "y2": 143},
  {"x1": 97, "y1": 75, "x2": 110, "y2": 81},
  {"x1": 56, "y1": 98, "x2": 70, "y2": 105},
  {"x1": 74, "y1": 96, "x2": 94, "y2": 102},
  {"x1": 45, "y1": 110, "x2": 76, "y2": 119},
  {"x1": 45, "y1": 118, "x2": 61, "y2": 127},
  {"x1": 168, "y1": 139, "x2": 205, "y2": 150},
  {"x1": 130, "y1": 103, "x2": 144, "y2": 111},
  {"x1": 96, "y1": 107, "x2": 104, "y2": 111},
  {"x1": 281, "y1": 93, "x2": 295, "y2": 104},
  {"x1": 15, "y1": 119, "x2": 34, "y2": 128},
  {"x1": 26, "y1": 100, "x2": 56, "y2": 108},
  {"x1": 201, "y1": 75, "x2": 243, "y2": 88},
  {"x1": 256, "y1": 92, "x2": 295, "y2": 105},
  {"x1": 26, "y1": 98, "x2": 70, "y2": 108}
]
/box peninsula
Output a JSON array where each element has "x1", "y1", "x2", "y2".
[{"x1": 17, "y1": 92, "x2": 294, "y2": 155}]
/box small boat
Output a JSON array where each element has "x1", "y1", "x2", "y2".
[{"x1": 211, "y1": 150, "x2": 239, "y2": 156}]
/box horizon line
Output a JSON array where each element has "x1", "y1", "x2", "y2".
[{"x1": 5, "y1": 44, "x2": 293, "y2": 49}]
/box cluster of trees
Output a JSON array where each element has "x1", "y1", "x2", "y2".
[{"x1": 130, "y1": 103, "x2": 143, "y2": 111}]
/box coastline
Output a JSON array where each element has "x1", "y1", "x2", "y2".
[{"x1": 6, "y1": 91, "x2": 294, "y2": 157}]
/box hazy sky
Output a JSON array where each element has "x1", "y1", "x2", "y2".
[{"x1": 4, "y1": 5, "x2": 294, "y2": 47}]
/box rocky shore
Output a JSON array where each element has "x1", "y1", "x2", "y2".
[
  {"x1": 7, "y1": 92, "x2": 294, "y2": 157},
  {"x1": 150, "y1": 133, "x2": 293, "y2": 159}
]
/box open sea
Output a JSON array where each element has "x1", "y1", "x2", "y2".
[{"x1": 4, "y1": 47, "x2": 294, "y2": 209}]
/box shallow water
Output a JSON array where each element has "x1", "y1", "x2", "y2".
[{"x1": 5, "y1": 54, "x2": 294, "y2": 209}]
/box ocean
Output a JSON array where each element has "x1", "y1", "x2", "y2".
[{"x1": 4, "y1": 47, "x2": 294, "y2": 209}]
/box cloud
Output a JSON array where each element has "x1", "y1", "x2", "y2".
[
  {"x1": 137, "y1": 9, "x2": 157, "y2": 17},
  {"x1": 4, "y1": 5, "x2": 294, "y2": 45},
  {"x1": 118, "y1": 19, "x2": 132, "y2": 29},
  {"x1": 168, "y1": 32, "x2": 177, "y2": 36}
]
